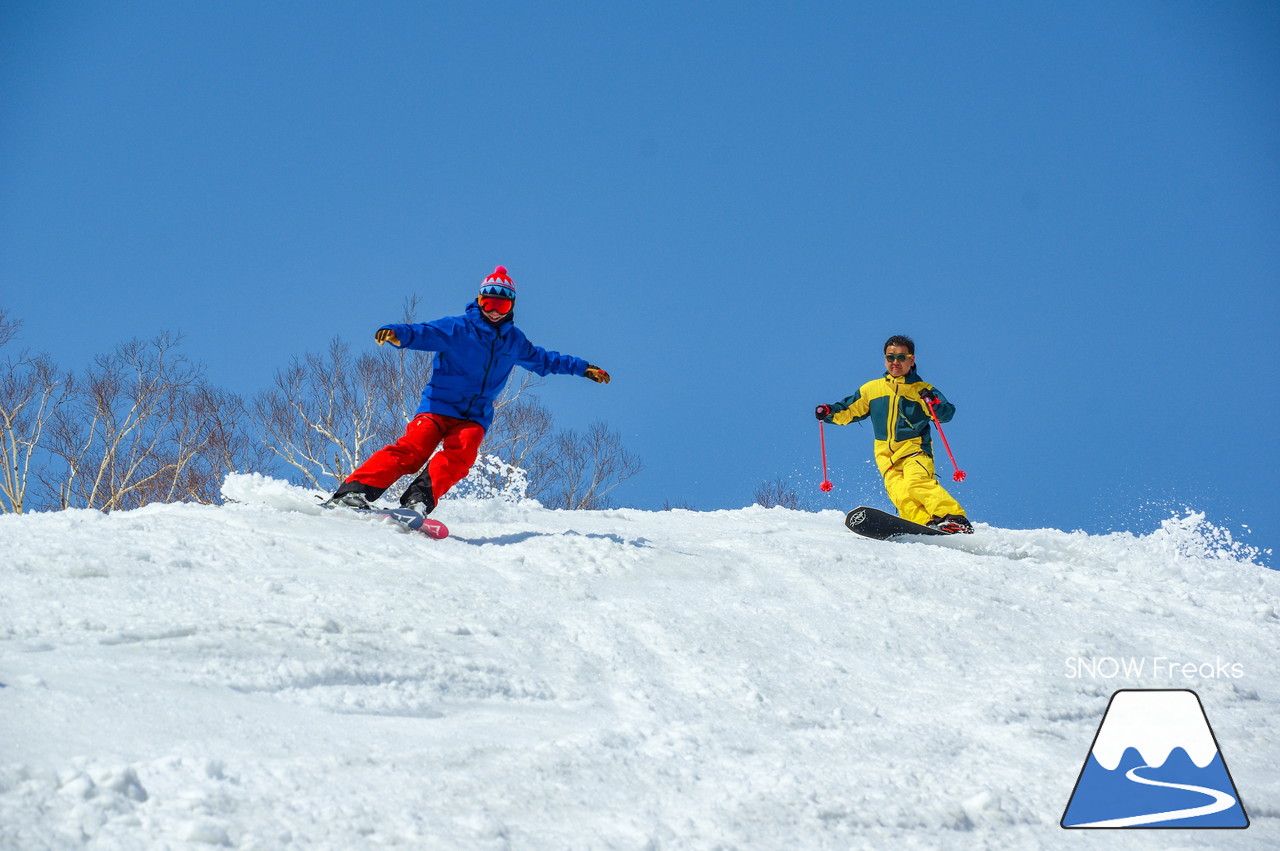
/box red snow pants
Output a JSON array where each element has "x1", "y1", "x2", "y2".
[{"x1": 345, "y1": 413, "x2": 485, "y2": 500}]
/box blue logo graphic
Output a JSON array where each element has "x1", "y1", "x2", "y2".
[{"x1": 1062, "y1": 690, "x2": 1249, "y2": 829}]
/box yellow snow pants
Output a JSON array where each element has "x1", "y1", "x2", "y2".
[{"x1": 874, "y1": 441, "x2": 966, "y2": 526}]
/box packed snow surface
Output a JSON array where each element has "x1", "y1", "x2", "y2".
[{"x1": 2, "y1": 473, "x2": 1277, "y2": 849}]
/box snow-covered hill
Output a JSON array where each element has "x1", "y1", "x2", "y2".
[{"x1": 2, "y1": 474, "x2": 1276, "y2": 849}]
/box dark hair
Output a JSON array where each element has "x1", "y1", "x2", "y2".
[{"x1": 884, "y1": 335, "x2": 915, "y2": 355}]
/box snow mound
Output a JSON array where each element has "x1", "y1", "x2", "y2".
[
  {"x1": 221, "y1": 471, "x2": 325, "y2": 514},
  {"x1": 1, "y1": 474, "x2": 1276, "y2": 848}
]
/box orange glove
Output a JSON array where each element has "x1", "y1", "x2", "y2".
[
  {"x1": 584, "y1": 365, "x2": 611, "y2": 384},
  {"x1": 375, "y1": 329, "x2": 400, "y2": 346}
]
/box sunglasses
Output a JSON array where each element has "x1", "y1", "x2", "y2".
[
  {"x1": 478, "y1": 296, "x2": 514, "y2": 314},
  {"x1": 884, "y1": 353, "x2": 911, "y2": 362}
]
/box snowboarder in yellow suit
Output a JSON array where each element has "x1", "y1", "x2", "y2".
[{"x1": 816, "y1": 335, "x2": 972, "y2": 534}]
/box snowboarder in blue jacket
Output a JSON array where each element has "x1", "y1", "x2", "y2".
[{"x1": 324, "y1": 266, "x2": 610, "y2": 516}]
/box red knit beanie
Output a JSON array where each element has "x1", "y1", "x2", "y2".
[{"x1": 478, "y1": 265, "x2": 516, "y2": 300}]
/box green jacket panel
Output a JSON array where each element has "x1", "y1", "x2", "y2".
[{"x1": 823, "y1": 369, "x2": 955, "y2": 458}]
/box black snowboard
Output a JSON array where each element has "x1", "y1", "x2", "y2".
[{"x1": 844, "y1": 506, "x2": 945, "y2": 540}]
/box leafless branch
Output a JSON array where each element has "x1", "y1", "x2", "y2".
[
  {"x1": 0, "y1": 311, "x2": 72, "y2": 513},
  {"x1": 753, "y1": 478, "x2": 802, "y2": 510},
  {"x1": 529, "y1": 420, "x2": 643, "y2": 510},
  {"x1": 248, "y1": 337, "x2": 431, "y2": 491},
  {"x1": 41, "y1": 333, "x2": 256, "y2": 510}
]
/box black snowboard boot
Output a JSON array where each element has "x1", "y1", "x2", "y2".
[
  {"x1": 322, "y1": 480, "x2": 383, "y2": 511},
  {"x1": 400, "y1": 474, "x2": 436, "y2": 516}
]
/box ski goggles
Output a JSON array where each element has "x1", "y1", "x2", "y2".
[
  {"x1": 477, "y1": 295, "x2": 514, "y2": 314},
  {"x1": 884, "y1": 352, "x2": 911, "y2": 362}
]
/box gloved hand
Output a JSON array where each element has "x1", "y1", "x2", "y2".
[
  {"x1": 375, "y1": 328, "x2": 400, "y2": 346},
  {"x1": 815, "y1": 404, "x2": 832, "y2": 420},
  {"x1": 919, "y1": 389, "x2": 938, "y2": 404},
  {"x1": 585, "y1": 365, "x2": 611, "y2": 384}
]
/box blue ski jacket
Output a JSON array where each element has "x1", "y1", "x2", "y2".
[{"x1": 379, "y1": 303, "x2": 589, "y2": 430}]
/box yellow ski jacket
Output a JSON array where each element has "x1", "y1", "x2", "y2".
[{"x1": 822, "y1": 368, "x2": 955, "y2": 467}]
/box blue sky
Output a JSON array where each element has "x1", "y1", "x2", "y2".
[{"x1": 2, "y1": 2, "x2": 1277, "y2": 556}]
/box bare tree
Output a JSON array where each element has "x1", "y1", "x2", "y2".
[
  {"x1": 480, "y1": 371, "x2": 553, "y2": 471},
  {"x1": 249, "y1": 338, "x2": 413, "y2": 491},
  {"x1": 0, "y1": 310, "x2": 71, "y2": 514},
  {"x1": 42, "y1": 333, "x2": 255, "y2": 510},
  {"x1": 385, "y1": 296, "x2": 437, "y2": 426},
  {"x1": 530, "y1": 420, "x2": 643, "y2": 510},
  {"x1": 0, "y1": 311, "x2": 16, "y2": 352},
  {"x1": 179, "y1": 384, "x2": 275, "y2": 504},
  {"x1": 753, "y1": 478, "x2": 802, "y2": 510},
  {"x1": 246, "y1": 297, "x2": 444, "y2": 492}
]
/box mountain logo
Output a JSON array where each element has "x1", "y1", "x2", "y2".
[{"x1": 1061, "y1": 689, "x2": 1249, "y2": 829}]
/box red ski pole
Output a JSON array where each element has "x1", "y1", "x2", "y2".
[
  {"x1": 923, "y1": 398, "x2": 966, "y2": 482},
  {"x1": 818, "y1": 420, "x2": 834, "y2": 492}
]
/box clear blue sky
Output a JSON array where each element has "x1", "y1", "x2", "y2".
[{"x1": 3, "y1": 2, "x2": 1277, "y2": 556}]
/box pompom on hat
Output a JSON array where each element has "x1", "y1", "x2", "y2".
[{"x1": 478, "y1": 265, "x2": 516, "y2": 301}]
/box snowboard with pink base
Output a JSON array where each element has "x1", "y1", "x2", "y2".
[
  {"x1": 323, "y1": 504, "x2": 448, "y2": 539},
  {"x1": 376, "y1": 507, "x2": 449, "y2": 539}
]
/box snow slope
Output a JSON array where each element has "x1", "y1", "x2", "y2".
[{"x1": 1, "y1": 474, "x2": 1276, "y2": 849}]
